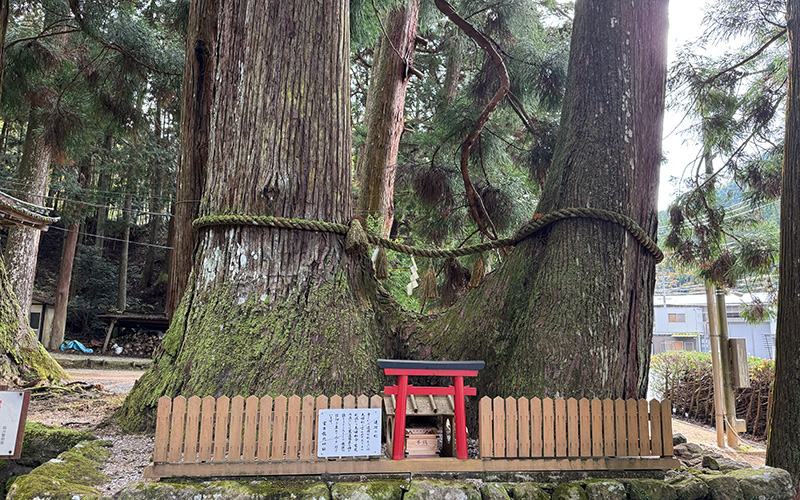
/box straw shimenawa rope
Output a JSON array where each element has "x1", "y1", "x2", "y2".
[{"x1": 192, "y1": 207, "x2": 664, "y2": 263}]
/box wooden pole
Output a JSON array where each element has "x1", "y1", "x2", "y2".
[
  {"x1": 715, "y1": 289, "x2": 739, "y2": 447},
  {"x1": 705, "y1": 283, "x2": 726, "y2": 447}
]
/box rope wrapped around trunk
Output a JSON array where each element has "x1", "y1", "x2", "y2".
[{"x1": 192, "y1": 207, "x2": 664, "y2": 263}]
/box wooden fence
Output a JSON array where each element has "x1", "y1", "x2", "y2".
[
  {"x1": 152, "y1": 394, "x2": 382, "y2": 464},
  {"x1": 478, "y1": 397, "x2": 674, "y2": 459},
  {"x1": 144, "y1": 394, "x2": 678, "y2": 479}
]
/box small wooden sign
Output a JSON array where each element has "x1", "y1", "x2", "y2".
[
  {"x1": 0, "y1": 391, "x2": 30, "y2": 459},
  {"x1": 729, "y1": 338, "x2": 750, "y2": 389},
  {"x1": 316, "y1": 408, "x2": 381, "y2": 458}
]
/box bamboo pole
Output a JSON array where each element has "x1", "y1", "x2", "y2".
[
  {"x1": 705, "y1": 283, "x2": 726, "y2": 447},
  {"x1": 715, "y1": 289, "x2": 739, "y2": 447}
]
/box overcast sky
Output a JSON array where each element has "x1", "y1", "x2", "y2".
[{"x1": 659, "y1": 0, "x2": 712, "y2": 210}]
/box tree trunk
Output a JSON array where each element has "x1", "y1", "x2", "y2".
[
  {"x1": 438, "y1": 25, "x2": 463, "y2": 112},
  {"x1": 117, "y1": 194, "x2": 132, "y2": 311},
  {"x1": 765, "y1": 0, "x2": 800, "y2": 485},
  {"x1": 356, "y1": 0, "x2": 419, "y2": 236},
  {"x1": 404, "y1": 0, "x2": 668, "y2": 399},
  {"x1": 165, "y1": 0, "x2": 218, "y2": 318},
  {"x1": 48, "y1": 222, "x2": 79, "y2": 350},
  {"x1": 120, "y1": 0, "x2": 397, "y2": 431},
  {"x1": 3, "y1": 112, "x2": 53, "y2": 333}
]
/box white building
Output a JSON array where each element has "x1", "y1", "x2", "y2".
[{"x1": 652, "y1": 292, "x2": 776, "y2": 360}]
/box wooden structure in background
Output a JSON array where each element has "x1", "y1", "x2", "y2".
[
  {"x1": 144, "y1": 394, "x2": 678, "y2": 480},
  {"x1": 0, "y1": 190, "x2": 59, "y2": 230}
]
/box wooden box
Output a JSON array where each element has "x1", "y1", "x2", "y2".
[{"x1": 405, "y1": 433, "x2": 438, "y2": 458}]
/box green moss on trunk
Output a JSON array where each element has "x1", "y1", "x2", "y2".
[{"x1": 0, "y1": 256, "x2": 66, "y2": 383}]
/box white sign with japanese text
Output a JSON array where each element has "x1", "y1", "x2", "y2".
[
  {"x1": 316, "y1": 408, "x2": 381, "y2": 458},
  {"x1": 0, "y1": 391, "x2": 28, "y2": 457}
]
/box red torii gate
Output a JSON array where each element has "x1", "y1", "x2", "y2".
[{"x1": 378, "y1": 359, "x2": 484, "y2": 460}]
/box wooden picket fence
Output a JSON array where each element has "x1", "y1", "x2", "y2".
[
  {"x1": 144, "y1": 393, "x2": 678, "y2": 479},
  {"x1": 479, "y1": 397, "x2": 674, "y2": 459},
  {"x1": 152, "y1": 394, "x2": 382, "y2": 464}
]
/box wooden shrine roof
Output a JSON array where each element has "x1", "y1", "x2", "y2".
[{"x1": 0, "y1": 190, "x2": 59, "y2": 230}]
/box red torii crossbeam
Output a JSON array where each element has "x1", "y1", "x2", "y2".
[{"x1": 378, "y1": 359, "x2": 484, "y2": 460}]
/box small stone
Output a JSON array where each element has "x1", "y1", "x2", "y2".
[
  {"x1": 331, "y1": 480, "x2": 404, "y2": 500},
  {"x1": 673, "y1": 434, "x2": 688, "y2": 446},
  {"x1": 684, "y1": 443, "x2": 703, "y2": 454},
  {"x1": 672, "y1": 477, "x2": 709, "y2": 500},
  {"x1": 673, "y1": 445, "x2": 691, "y2": 457},
  {"x1": 621, "y1": 478, "x2": 677, "y2": 500},
  {"x1": 699, "y1": 474, "x2": 743, "y2": 500},
  {"x1": 727, "y1": 466, "x2": 796, "y2": 500},
  {"x1": 551, "y1": 483, "x2": 587, "y2": 500},
  {"x1": 480, "y1": 483, "x2": 511, "y2": 500},
  {"x1": 510, "y1": 483, "x2": 549, "y2": 500},
  {"x1": 404, "y1": 480, "x2": 480, "y2": 500},
  {"x1": 584, "y1": 479, "x2": 626, "y2": 500},
  {"x1": 702, "y1": 455, "x2": 749, "y2": 472}
]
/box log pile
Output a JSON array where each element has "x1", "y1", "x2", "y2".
[
  {"x1": 107, "y1": 330, "x2": 161, "y2": 358},
  {"x1": 652, "y1": 352, "x2": 772, "y2": 440}
]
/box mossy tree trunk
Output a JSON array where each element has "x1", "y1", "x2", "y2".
[
  {"x1": 766, "y1": 0, "x2": 800, "y2": 486},
  {"x1": 120, "y1": 0, "x2": 668, "y2": 430},
  {"x1": 403, "y1": 0, "x2": 668, "y2": 399},
  {"x1": 120, "y1": 0, "x2": 399, "y2": 430},
  {"x1": 356, "y1": 0, "x2": 419, "y2": 236},
  {"x1": 0, "y1": 255, "x2": 67, "y2": 382},
  {"x1": 165, "y1": 0, "x2": 218, "y2": 318}
]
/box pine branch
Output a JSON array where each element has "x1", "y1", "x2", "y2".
[
  {"x1": 434, "y1": 0, "x2": 510, "y2": 241},
  {"x1": 701, "y1": 28, "x2": 786, "y2": 86}
]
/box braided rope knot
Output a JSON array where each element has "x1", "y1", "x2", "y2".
[{"x1": 192, "y1": 207, "x2": 663, "y2": 263}]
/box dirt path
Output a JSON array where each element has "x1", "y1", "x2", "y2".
[
  {"x1": 672, "y1": 418, "x2": 766, "y2": 467},
  {"x1": 66, "y1": 369, "x2": 145, "y2": 394}
]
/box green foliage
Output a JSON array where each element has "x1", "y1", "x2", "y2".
[{"x1": 664, "y1": 0, "x2": 785, "y2": 299}]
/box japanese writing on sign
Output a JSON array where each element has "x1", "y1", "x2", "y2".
[
  {"x1": 317, "y1": 409, "x2": 381, "y2": 458},
  {"x1": 0, "y1": 391, "x2": 29, "y2": 458}
]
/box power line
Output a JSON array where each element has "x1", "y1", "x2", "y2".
[
  {"x1": 0, "y1": 185, "x2": 173, "y2": 217},
  {"x1": 0, "y1": 176, "x2": 176, "y2": 202},
  {"x1": 48, "y1": 225, "x2": 173, "y2": 250}
]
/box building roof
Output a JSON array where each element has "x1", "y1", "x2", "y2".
[
  {"x1": 0, "y1": 190, "x2": 59, "y2": 230},
  {"x1": 654, "y1": 292, "x2": 772, "y2": 308}
]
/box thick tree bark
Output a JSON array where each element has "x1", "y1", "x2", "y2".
[
  {"x1": 3, "y1": 112, "x2": 53, "y2": 333},
  {"x1": 49, "y1": 222, "x2": 79, "y2": 350},
  {"x1": 120, "y1": 0, "x2": 397, "y2": 431},
  {"x1": 165, "y1": 0, "x2": 218, "y2": 318},
  {"x1": 356, "y1": 1, "x2": 419, "y2": 236},
  {"x1": 765, "y1": 0, "x2": 800, "y2": 485},
  {"x1": 404, "y1": 0, "x2": 668, "y2": 399}
]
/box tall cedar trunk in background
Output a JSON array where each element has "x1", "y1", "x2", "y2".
[
  {"x1": 48, "y1": 222, "x2": 79, "y2": 350},
  {"x1": 165, "y1": 0, "x2": 218, "y2": 318},
  {"x1": 438, "y1": 25, "x2": 463, "y2": 112},
  {"x1": 766, "y1": 0, "x2": 800, "y2": 485},
  {"x1": 117, "y1": 194, "x2": 132, "y2": 311},
  {"x1": 356, "y1": 0, "x2": 419, "y2": 235},
  {"x1": 120, "y1": 0, "x2": 396, "y2": 430},
  {"x1": 50, "y1": 161, "x2": 92, "y2": 350},
  {"x1": 3, "y1": 112, "x2": 54, "y2": 331},
  {"x1": 404, "y1": 0, "x2": 668, "y2": 399}
]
